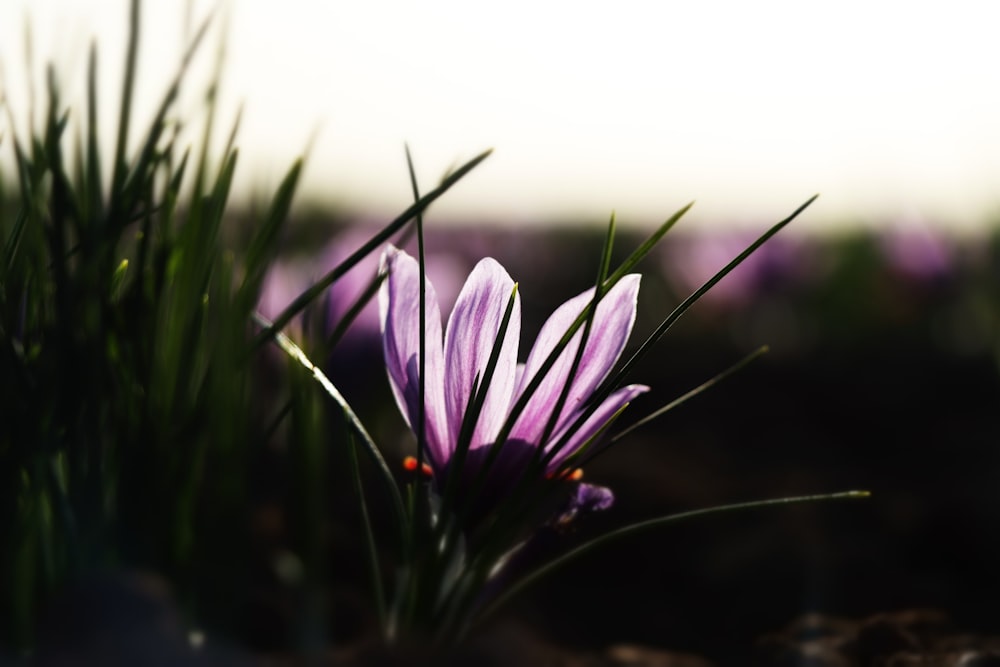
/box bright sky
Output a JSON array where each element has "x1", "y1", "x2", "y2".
[{"x1": 3, "y1": 1, "x2": 1000, "y2": 233}]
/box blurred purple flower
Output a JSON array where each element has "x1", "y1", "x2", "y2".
[
  {"x1": 662, "y1": 232, "x2": 820, "y2": 308},
  {"x1": 379, "y1": 245, "x2": 648, "y2": 509},
  {"x1": 877, "y1": 220, "x2": 953, "y2": 282},
  {"x1": 257, "y1": 227, "x2": 469, "y2": 347},
  {"x1": 258, "y1": 259, "x2": 311, "y2": 325}
]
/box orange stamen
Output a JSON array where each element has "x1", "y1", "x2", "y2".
[
  {"x1": 403, "y1": 456, "x2": 433, "y2": 478},
  {"x1": 547, "y1": 467, "x2": 584, "y2": 482}
]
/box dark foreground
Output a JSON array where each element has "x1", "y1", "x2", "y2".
[{"x1": 15, "y1": 226, "x2": 1000, "y2": 666}]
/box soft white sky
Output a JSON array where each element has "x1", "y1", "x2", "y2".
[{"x1": 3, "y1": 0, "x2": 1000, "y2": 232}]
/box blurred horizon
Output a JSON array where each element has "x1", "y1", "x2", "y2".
[{"x1": 2, "y1": 0, "x2": 1000, "y2": 235}]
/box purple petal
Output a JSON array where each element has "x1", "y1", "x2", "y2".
[
  {"x1": 545, "y1": 383, "x2": 649, "y2": 469},
  {"x1": 511, "y1": 275, "x2": 641, "y2": 446},
  {"x1": 378, "y1": 246, "x2": 450, "y2": 469},
  {"x1": 573, "y1": 483, "x2": 615, "y2": 513},
  {"x1": 443, "y1": 258, "x2": 521, "y2": 450},
  {"x1": 555, "y1": 483, "x2": 615, "y2": 526},
  {"x1": 513, "y1": 363, "x2": 526, "y2": 395}
]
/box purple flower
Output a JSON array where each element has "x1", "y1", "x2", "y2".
[
  {"x1": 257, "y1": 227, "x2": 469, "y2": 349},
  {"x1": 662, "y1": 232, "x2": 821, "y2": 309},
  {"x1": 379, "y1": 245, "x2": 648, "y2": 512},
  {"x1": 877, "y1": 220, "x2": 953, "y2": 282}
]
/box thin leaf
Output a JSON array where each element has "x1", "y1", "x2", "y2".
[
  {"x1": 321, "y1": 270, "x2": 386, "y2": 354},
  {"x1": 254, "y1": 148, "x2": 493, "y2": 347},
  {"x1": 110, "y1": 0, "x2": 140, "y2": 197},
  {"x1": 490, "y1": 202, "x2": 694, "y2": 459},
  {"x1": 611, "y1": 195, "x2": 817, "y2": 395},
  {"x1": 538, "y1": 213, "x2": 616, "y2": 447},
  {"x1": 239, "y1": 159, "x2": 302, "y2": 308},
  {"x1": 85, "y1": 41, "x2": 103, "y2": 223},
  {"x1": 606, "y1": 345, "x2": 769, "y2": 447},
  {"x1": 605, "y1": 202, "x2": 693, "y2": 284},
  {"x1": 440, "y1": 284, "x2": 520, "y2": 516},
  {"x1": 404, "y1": 145, "x2": 429, "y2": 485},
  {"x1": 3, "y1": 209, "x2": 28, "y2": 276},
  {"x1": 251, "y1": 312, "x2": 408, "y2": 546},
  {"x1": 346, "y1": 429, "x2": 387, "y2": 635},
  {"x1": 116, "y1": 9, "x2": 215, "y2": 218},
  {"x1": 548, "y1": 196, "x2": 819, "y2": 463},
  {"x1": 473, "y1": 490, "x2": 871, "y2": 626}
]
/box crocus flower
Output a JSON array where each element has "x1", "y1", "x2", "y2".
[
  {"x1": 877, "y1": 220, "x2": 953, "y2": 282},
  {"x1": 379, "y1": 245, "x2": 648, "y2": 517}
]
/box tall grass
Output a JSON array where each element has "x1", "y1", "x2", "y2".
[
  {"x1": 0, "y1": 0, "x2": 304, "y2": 646},
  {"x1": 0, "y1": 1, "x2": 492, "y2": 651}
]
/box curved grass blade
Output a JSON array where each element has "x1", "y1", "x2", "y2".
[
  {"x1": 537, "y1": 213, "x2": 616, "y2": 447},
  {"x1": 238, "y1": 159, "x2": 302, "y2": 309},
  {"x1": 252, "y1": 312, "x2": 407, "y2": 547},
  {"x1": 255, "y1": 148, "x2": 493, "y2": 347},
  {"x1": 473, "y1": 489, "x2": 870, "y2": 627},
  {"x1": 346, "y1": 428, "x2": 387, "y2": 635},
  {"x1": 489, "y1": 202, "x2": 694, "y2": 462},
  {"x1": 609, "y1": 195, "x2": 817, "y2": 395},
  {"x1": 604, "y1": 345, "x2": 769, "y2": 448},
  {"x1": 546, "y1": 196, "x2": 819, "y2": 464},
  {"x1": 322, "y1": 270, "x2": 386, "y2": 354}
]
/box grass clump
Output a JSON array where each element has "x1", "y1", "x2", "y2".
[{"x1": 0, "y1": 0, "x2": 301, "y2": 646}]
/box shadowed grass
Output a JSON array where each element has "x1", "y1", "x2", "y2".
[{"x1": 0, "y1": 0, "x2": 306, "y2": 648}]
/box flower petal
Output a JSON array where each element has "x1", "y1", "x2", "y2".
[
  {"x1": 554, "y1": 483, "x2": 615, "y2": 527},
  {"x1": 378, "y1": 246, "x2": 449, "y2": 469},
  {"x1": 571, "y1": 483, "x2": 615, "y2": 513},
  {"x1": 443, "y1": 258, "x2": 521, "y2": 450},
  {"x1": 511, "y1": 275, "x2": 641, "y2": 445},
  {"x1": 545, "y1": 383, "x2": 649, "y2": 469}
]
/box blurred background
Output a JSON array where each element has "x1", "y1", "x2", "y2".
[
  {"x1": 3, "y1": 0, "x2": 1000, "y2": 232},
  {"x1": 3, "y1": 0, "x2": 1000, "y2": 662}
]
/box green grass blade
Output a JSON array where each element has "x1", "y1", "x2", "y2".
[
  {"x1": 475, "y1": 490, "x2": 870, "y2": 624},
  {"x1": 239, "y1": 159, "x2": 302, "y2": 307},
  {"x1": 346, "y1": 429, "x2": 388, "y2": 635},
  {"x1": 546, "y1": 196, "x2": 819, "y2": 461},
  {"x1": 605, "y1": 202, "x2": 693, "y2": 284},
  {"x1": 605, "y1": 195, "x2": 818, "y2": 397},
  {"x1": 321, "y1": 270, "x2": 386, "y2": 354},
  {"x1": 404, "y1": 145, "x2": 429, "y2": 481},
  {"x1": 439, "y1": 284, "x2": 519, "y2": 518},
  {"x1": 3, "y1": 209, "x2": 29, "y2": 276},
  {"x1": 110, "y1": 0, "x2": 140, "y2": 197},
  {"x1": 85, "y1": 41, "x2": 103, "y2": 224},
  {"x1": 538, "y1": 213, "x2": 616, "y2": 447},
  {"x1": 252, "y1": 312, "x2": 408, "y2": 547},
  {"x1": 254, "y1": 148, "x2": 493, "y2": 347},
  {"x1": 607, "y1": 345, "x2": 769, "y2": 447},
  {"x1": 116, "y1": 10, "x2": 214, "y2": 218},
  {"x1": 490, "y1": 202, "x2": 694, "y2": 458}
]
